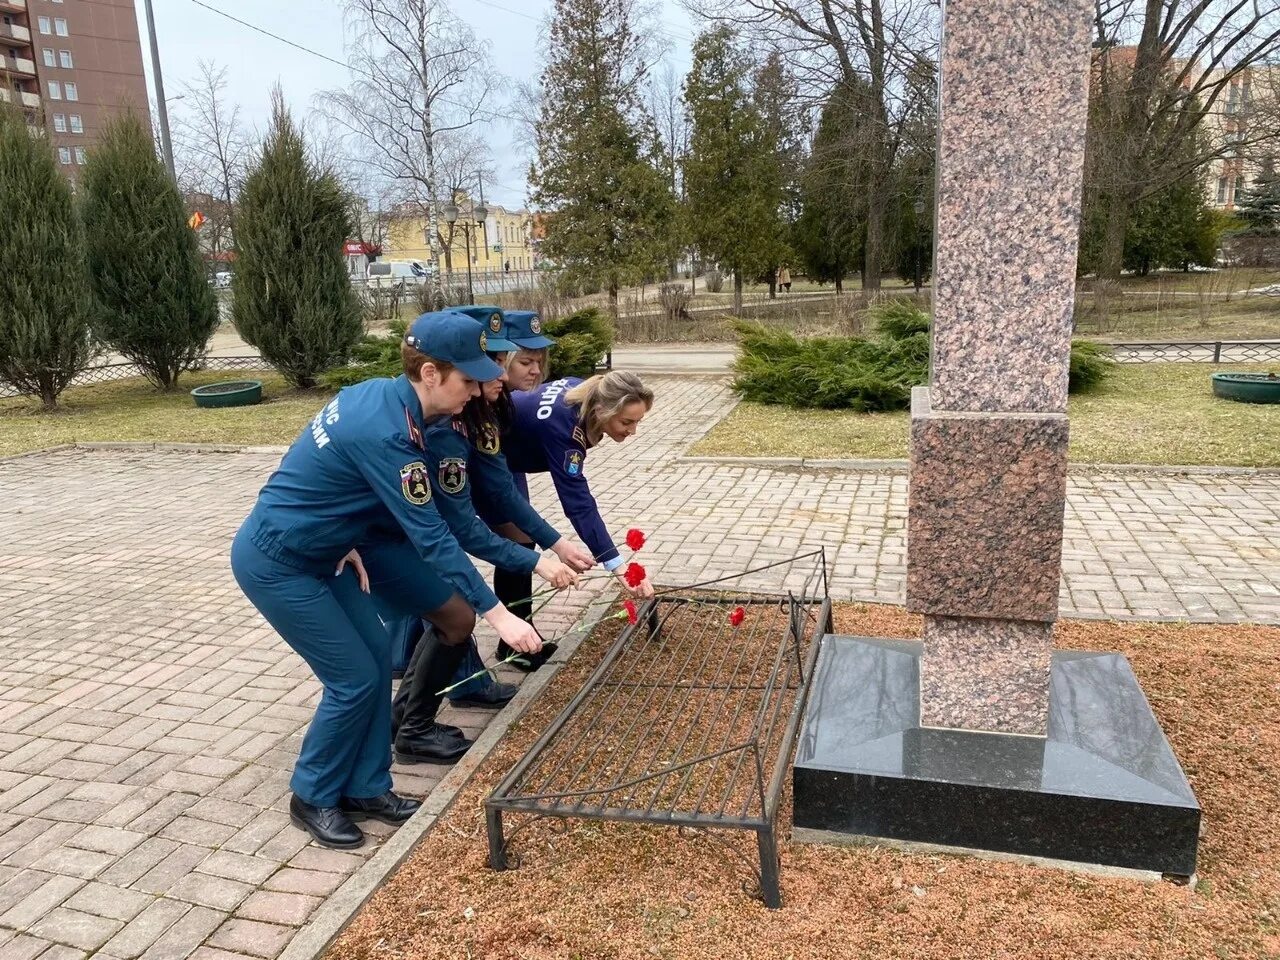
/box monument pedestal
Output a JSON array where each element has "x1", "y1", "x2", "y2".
[{"x1": 792, "y1": 636, "x2": 1200, "y2": 877}]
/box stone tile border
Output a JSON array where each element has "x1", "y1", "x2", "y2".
[{"x1": 276, "y1": 590, "x2": 619, "y2": 960}]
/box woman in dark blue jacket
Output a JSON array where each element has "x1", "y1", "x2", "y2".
[
  {"x1": 229, "y1": 312, "x2": 540, "y2": 849},
  {"x1": 494, "y1": 370, "x2": 657, "y2": 667}
]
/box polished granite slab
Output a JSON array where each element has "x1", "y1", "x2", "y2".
[{"x1": 793, "y1": 636, "x2": 1200, "y2": 876}]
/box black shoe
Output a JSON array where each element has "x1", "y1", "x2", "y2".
[
  {"x1": 394, "y1": 722, "x2": 473, "y2": 764},
  {"x1": 339, "y1": 790, "x2": 421, "y2": 826},
  {"x1": 289, "y1": 794, "x2": 364, "y2": 849},
  {"x1": 449, "y1": 677, "x2": 518, "y2": 708},
  {"x1": 497, "y1": 640, "x2": 558, "y2": 673}
]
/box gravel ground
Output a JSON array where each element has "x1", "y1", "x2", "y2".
[{"x1": 328, "y1": 603, "x2": 1280, "y2": 960}]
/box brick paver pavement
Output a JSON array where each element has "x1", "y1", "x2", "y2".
[{"x1": 1, "y1": 376, "x2": 1278, "y2": 958}]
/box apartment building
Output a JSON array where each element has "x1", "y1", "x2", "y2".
[
  {"x1": 0, "y1": 0, "x2": 149, "y2": 180},
  {"x1": 1201, "y1": 64, "x2": 1279, "y2": 210}
]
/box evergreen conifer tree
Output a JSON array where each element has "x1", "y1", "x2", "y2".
[
  {"x1": 682, "y1": 27, "x2": 787, "y2": 314},
  {"x1": 794, "y1": 83, "x2": 868, "y2": 292},
  {"x1": 0, "y1": 105, "x2": 95, "y2": 409},
  {"x1": 233, "y1": 94, "x2": 361, "y2": 388},
  {"x1": 1234, "y1": 162, "x2": 1280, "y2": 237},
  {"x1": 530, "y1": 0, "x2": 675, "y2": 311},
  {"x1": 80, "y1": 113, "x2": 218, "y2": 390}
]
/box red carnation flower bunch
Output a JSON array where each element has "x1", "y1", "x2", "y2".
[
  {"x1": 625, "y1": 528, "x2": 646, "y2": 551},
  {"x1": 624, "y1": 562, "x2": 647, "y2": 588},
  {"x1": 728, "y1": 606, "x2": 746, "y2": 628},
  {"x1": 623, "y1": 599, "x2": 638, "y2": 624}
]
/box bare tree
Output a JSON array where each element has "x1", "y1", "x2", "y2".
[
  {"x1": 317, "y1": 0, "x2": 496, "y2": 305},
  {"x1": 172, "y1": 61, "x2": 250, "y2": 243},
  {"x1": 686, "y1": 0, "x2": 939, "y2": 290},
  {"x1": 1087, "y1": 1, "x2": 1280, "y2": 279}
]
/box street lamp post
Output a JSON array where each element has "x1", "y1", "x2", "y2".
[
  {"x1": 913, "y1": 198, "x2": 926, "y2": 294},
  {"x1": 441, "y1": 182, "x2": 487, "y2": 306}
]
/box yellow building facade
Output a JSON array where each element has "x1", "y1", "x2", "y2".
[{"x1": 385, "y1": 196, "x2": 537, "y2": 275}]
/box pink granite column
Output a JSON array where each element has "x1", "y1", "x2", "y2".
[{"x1": 906, "y1": 0, "x2": 1093, "y2": 736}]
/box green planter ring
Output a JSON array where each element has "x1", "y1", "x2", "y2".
[
  {"x1": 1211, "y1": 372, "x2": 1280, "y2": 404},
  {"x1": 191, "y1": 380, "x2": 263, "y2": 408}
]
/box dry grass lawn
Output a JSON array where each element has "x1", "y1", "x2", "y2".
[
  {"x1": 0, "y1": 370, "x2": 323, "y2": 458},
  {"x1": 692, "y1": 363, "x2": 1280, "y2": 467},
  {"x1": 329, "y1": 603, "x2": 1280, "y2": 960}
]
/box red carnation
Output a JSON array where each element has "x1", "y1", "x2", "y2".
[
  {"x1": 623, "y1": 562, "x2": 647, "y2": 588},
  {"x1": 623, "y1": 599, "x2": 638, "y2": 624},
  {"x1": 728, "y1": 606, "x2": 746, "y2": 628},
  {"x1": 625, "y1": 528, "x2": 646, "y2": 551}
]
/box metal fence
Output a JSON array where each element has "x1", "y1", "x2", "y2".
[
  {"x1": 0, "y1": 355, "x2": 272, "y2": 399},
  {"x1": 1108, "y1": 340, "x2": 1280, "y2": 363},
  {"x1": 3, "y1": 341, "x2": 1276, "y2": 401}
]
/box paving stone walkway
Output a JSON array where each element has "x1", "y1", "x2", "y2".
[{"x1": 1, "y1": 376, "x2": 1278, "y2": 959}]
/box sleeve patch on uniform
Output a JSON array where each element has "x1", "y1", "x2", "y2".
[
  {"x1": 564, "y1": 450, "x2": 584, "y2": 477},
  {"x1": 438, "y1": 457, "x2": 468, "y2": 495},
  {"x1": 400, "y1": 461, "x2": 432, "y2": 504}
]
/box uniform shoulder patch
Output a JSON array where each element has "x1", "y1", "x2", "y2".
[
  {"x1": 564, "y1": 449, "x2": 584, "y2": 477},
  {"x1": 437, "y1": 457, "x2": 467, "y2": 495},
  {"x1": 400, "y1": 461, "x2": 432, "y2": 504},
  {"x1": 476, "y1": 422, "x2": 501, "y2": 455}
]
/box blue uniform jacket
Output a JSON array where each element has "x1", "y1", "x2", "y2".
[
  {"x1": 504, "y1": 378, "x2": 620, "y2": 568},
  {"x1": 423, "y1": 419, "x2": 550, "y2": 574},
  {"x1": 466, "y1": 416, "x2": 563, "y2": 553},
  {"x1": 241, "y1": 375, "x2": 499, "y2": 611}
]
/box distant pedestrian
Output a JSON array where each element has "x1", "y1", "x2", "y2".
[
  {"x1": 504, "y1": 260, "x2": 511, "y2": 273},
  {"x1": 777, "y1": 265, "x2": 792, "y2": 293}
]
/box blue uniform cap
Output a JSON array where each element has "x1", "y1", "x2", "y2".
[
  {"x1": 446, "y1": 305, "x2": 518, "y2": 353},
  {"x1": 404, "y1": 311, "x2": 504, "y2": 381},
  {"x1": 503, "y1": 310, "x2": 555, "y2": 349}
]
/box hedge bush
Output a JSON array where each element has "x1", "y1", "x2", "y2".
[
  {"x1": 544, "y1": 308, "x2": 614, "y2": 380},
  {"x1": 732, "y1": 301, "x2": 1113, "y2": 410}
]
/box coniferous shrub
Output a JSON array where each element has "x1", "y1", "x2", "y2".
[
  {"x1": 1067, "y1": 339, "x2": 1116, "y2": 393},
  {"x1": 544, "y1": 308, "x2": 614, "y2": 380},
  {"x1": 0, "y1": 105, "x2": 95, "y2": 409},
  {"x1": 320, "y1": 320, "x2": 407, "y2": 390},
  {"x1": 233, "y1": 95, "x2": 361, "y2": 388},
  {"x1": 732, "y1": 300, "x2": 1110, "y2": 410},
  {"x1": 80, "y1": 113, "x2": 218, "y2": 390}
]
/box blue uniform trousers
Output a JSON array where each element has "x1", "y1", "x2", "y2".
[
  {"x1": 361, "y1": 539, "x2": 490, "y2": 698},
  {"x1": 230, "y1": 526, "x2": 393, "y2": 808}
]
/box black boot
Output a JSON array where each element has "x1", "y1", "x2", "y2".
[
  {"x1": 493, "y1": 567, "x2": 557, "y2": 672},
  {"x1": 289, "y1": 794, "x2": 364, "y2": 849},
  {"x1": 339, "y1": 790, "x2": 421, "y2": 825},
  {"x1": 394, "y1": 629, "x2": 473, "y2": 764}
]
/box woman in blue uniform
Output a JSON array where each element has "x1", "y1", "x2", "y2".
[
  {"x1": 363, "y1": 321, "x2": 590, "y2": 765},
  {"x1": 229, "y1": 311, "x2": 540, "y2": 850},
  {"x1": 495, "y1": 368, "x2": 658, "y2": 668}
]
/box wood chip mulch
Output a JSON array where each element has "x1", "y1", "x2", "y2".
[{"x1": 328, "y1": 604, "x2": 1280, "y2": 960}]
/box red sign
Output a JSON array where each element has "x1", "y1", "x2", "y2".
[{"x1": 343, "y1": 241, "x2": 381, "y2": 256}]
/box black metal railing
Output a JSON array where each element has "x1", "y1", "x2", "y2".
[
  {"x1": 485, "y1": 550, "x2": 832, "y2": 909},
  {"x1": 0, "y1": 355, "x2": 273, "y2": 399},
  {"x1": 1109, "y1": 340, "x2": 1280, "y2": 363}
]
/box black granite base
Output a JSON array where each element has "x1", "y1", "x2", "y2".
[{"x1": 793, "y1": 636, "x2": 1200, "y2": 876}]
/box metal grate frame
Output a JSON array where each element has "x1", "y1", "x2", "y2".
[{"x1": 485, "y1": 550, "x2": 833, "y2": 908}]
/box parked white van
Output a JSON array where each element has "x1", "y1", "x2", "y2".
[{"x1": 366, "y1": 260, "x2": 430, "y2": 288}]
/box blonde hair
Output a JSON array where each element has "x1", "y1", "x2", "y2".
[
  {"x1": 564, "y1": 371, "x2": 654, "y2": 445},
  {"x1": 505, "y1": 346, "x2": 550, "y2": 388}
]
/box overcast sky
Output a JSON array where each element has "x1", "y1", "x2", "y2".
[{"x1": 137, "y1": 0, "x2": 701, "y2": 209}]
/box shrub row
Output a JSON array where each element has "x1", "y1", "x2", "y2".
[{"x1": 732, "y1": 300, "x2": 1114, "y2": 410}]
